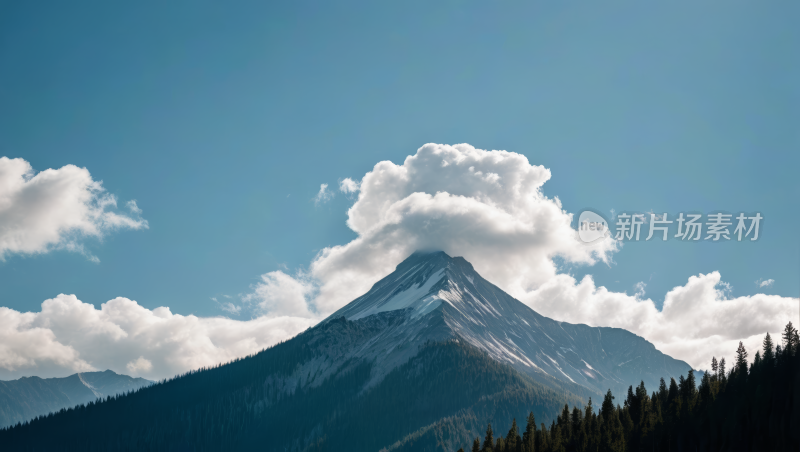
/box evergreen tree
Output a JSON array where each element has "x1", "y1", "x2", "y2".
[
  {"x1": 657, "y1": 378, "x2": 668, "y2": 409},
  {"x1": 600, "y1": 390, "x2": 615, "y2": 423},
  {"x1": 711, "y1": 356, "x2": 718, "y2": 376},
  {"x1": 698, "y1": 371, "x2": 712, "y2": 410},
  {"x1": 679, "y1": 369, "x2": 697, "y2": 414},
  {"x1": 735, "y1": 341, "x2": 748, "y2": 378},
  {"x1": 550, "y1": 424, "x2": 564, "y2": 452},
  {"x1": 782, "y1": 321, "x2": 798, "y2": 356},
  {"x1": 620, "y1": 406, "x2": 633, "y2": 448},
  {"x1": 571, "y1": 406, "x2": 585, "y2": 452},
  {"x1": 667, "y1": 377, "x2": 681, "y2": 425},
  {"x1": 558, "y1": 404, "x2": 571, "y2": 440},
  {"x1": 505, "y1": 418, "x2": 520, "y2": 452},
  {"x1": 495, "y1": 435, "x2": 505, "y2": 452},
  {"x1": 473, "y1": 437, "x2": 481, "y2": 452},
  {"x1": 762, "y1": 332, "x2": 775, "y2": 364},
  {"x1": 522, "y1": 412, "x2": 536, "y2": 452},
  {"x1": 583, "y1": 398, "x2": 596, "y2": 451},
  {"x1": 537, "y1": 423, "x2": 548, "y2": 452},
  {"x1": 483, "y1": 423, "x2": 495, "y2": 452}
]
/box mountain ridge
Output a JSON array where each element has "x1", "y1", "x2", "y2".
[
  {"x1": 0, "y1": 250, "x2": 699, "y2": 451},
  {"x1": 0, "y1": 369, "x2": 153, "y2": 428},
  {"x1": 325, "y1": 250, "x2": 692, "y2": 397}
]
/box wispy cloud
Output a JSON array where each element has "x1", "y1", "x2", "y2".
[
  {"x1": 633, "y1": 281, "x2": 647, "y2": 298},
  {"x1": 219, "y1": 302, "x2": 242, "y2": 315},
  {"x1": 313, "y1": 184, "x2": 334, "y2": 206},
  {"x1": 756, "y1": 278, "x2": 775, "y2": 288},
  {"x1": 338, "y1": 178, "x2": 360, "y2": 195}
]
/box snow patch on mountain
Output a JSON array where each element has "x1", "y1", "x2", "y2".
[{"x1": 349, "y1": 269, "x2": 445, "y2": 320}]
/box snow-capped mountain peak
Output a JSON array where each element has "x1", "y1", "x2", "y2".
[
  {"x1": 330, "y1": 250, "x2": 489, "y2": 321},
  {"x1": 322, "y1": 251, "x2": 693, "y2": 397}
]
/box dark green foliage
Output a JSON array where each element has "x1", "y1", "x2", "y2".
[
  {"x1": 735, "y1": 341, "x2": 749, "y2": 377},
  {"x1": 522, "y1": 412, "x2": 536, "y2": 452},
  {"x1": 482, "y1": 423, "x2": 494, "y2": 452},
  {"x1": 1, "y1": 320, "x2": 581, "y2": 452},
  {"x1": 505, "y1": 418, "x2": 521, "y2": 452},
  {"x1": 3, "y1": 321, "x2": 797, "y2": 451},
  {"x1": 782, "y1": 322, "x2": 798, "y2": 356},
  {"x1": 458, "y1": 324, "x2": 800, "y2": 452},
  {"x1": 763, "y1": 332, "x2": 775, "y2": 364}
]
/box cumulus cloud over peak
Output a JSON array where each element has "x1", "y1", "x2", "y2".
[
  {"x1": 0, "y1": 157, "x2": 148, "y2": 260},
  {"x1": 304, "y1": 143, "x2": 617, "y2": 314},
  {"x1": 254, "y1": 143, "x2": 796, "y2": 370}
]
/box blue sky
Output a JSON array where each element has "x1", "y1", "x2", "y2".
[{"x1": 1, "y1": 0, "x2": 797, "y2": 325}]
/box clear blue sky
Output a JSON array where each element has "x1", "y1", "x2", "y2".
[{"x1": 1, "y1": 0, "x2": 797, "y2": 317}]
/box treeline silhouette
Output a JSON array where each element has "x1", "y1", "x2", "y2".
[{"x1": 457, "y1": 322, "x2": 800, "y2": 452}]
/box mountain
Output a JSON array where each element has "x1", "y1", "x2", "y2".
[
  {"x1": 326, "y1": 251, "x2": 692, "y2": 397},
  {"x1": 0, "y1": 251, "x2": 695, "y2": 451},
  {"x1": 0, "y1": 370, "x2": 153, "y2": 428}
]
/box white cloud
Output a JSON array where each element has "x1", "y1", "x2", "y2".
[
  {"x1": 526, "y1": 272, "x2": 796, "y2": 369},
  {"x1": 633, "y1": 281, "x2": 647, "y2": 299},
  {"x1": 3, "y1": 144, "x2": 793, "y2": 379},
  {"x1": 0, "y1": 157, "x2": 148, "y2": 260},
  {"x1": 126, "y1": 200, "x2": 143, "y2": 216},
  {"x1": 250, "y1": 143, "x2": 797, "y2": 370},
  {"x1": 218, "y1": 302, "x2": 242, "y2": 315},
  {"x1": 242, "y1": 270, "x2": 317, "y2": 319},
  {"x1": 126, "y1": 356, "x2": 153, "y2": 374},
  {"x1": 0, "y1": 295, "x2": 315, "y2": 380},
  {"x1": 303, "y1": 143, "x2": 618, "y2": 315},
  {"x1": 313, "y1": 183, "x2": 334, "y2": 205},
  {"x1": 756, "y1": 278, "x2": 775, "y2": 288},
  {"x1": 338, "y1": 178, "x2": 360, "y2": 194}
]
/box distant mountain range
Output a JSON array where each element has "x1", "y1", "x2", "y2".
[
  {"x1": 0, "y1": 251, "x2": 696, "y2": 451},
  {"x1": 0, "y1": 370, "x2": 152, "y2": 428}
]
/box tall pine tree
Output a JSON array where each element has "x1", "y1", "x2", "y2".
[
  {"x1": 522, "y1": 412, "x2": 536, "y2": 452},
  {"x1": 762, "y1": 332, "x2": 775, "y2": 364},
  {"x1": 505, "y1": 418, "x2": 520, "y2": 452},
  {"x1": 735, "y1": 341, "x2": 748, "y2": 377},
  {"x1": 782, "y1": 321, "x2": 798, "y2": 356},
  {"x1": 482, "y1": 423, "x2": 494, "y2": 452}
]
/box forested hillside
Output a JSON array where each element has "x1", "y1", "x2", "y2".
[
  {"x1": 453, "y1": 323, "x2": 800, "y2": 452},
  {"x1": 0, "y1": 332, "x2": 583, "y2": 451}
]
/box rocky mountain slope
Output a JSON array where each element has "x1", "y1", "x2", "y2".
[
  {"x1": 0, "y1": 251, "x2": 696, "y2": 451},
  {"x1": 325, "y1": 251, "x2": 692, "y2": 397}
]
